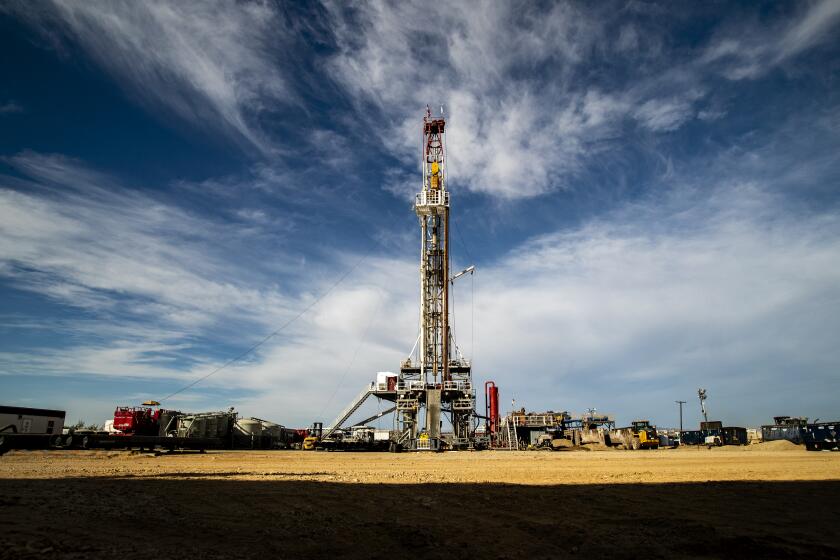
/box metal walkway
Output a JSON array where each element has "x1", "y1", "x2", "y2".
[{"x1": 323, "y1": 385, "x2": 372, "y2": 440}]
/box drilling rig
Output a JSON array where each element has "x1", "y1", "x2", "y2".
[
  {"x1": 319, "y1": 107, "x2": 476, "y2": 452},
  {"x1": 395, "y1": 106, "x2": 475, "y2": 451}
]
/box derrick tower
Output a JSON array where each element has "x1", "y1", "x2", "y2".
[{"x1": 396, "y1": 107, "x2": 475, "y2": 450}]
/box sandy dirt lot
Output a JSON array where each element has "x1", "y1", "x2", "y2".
[{"x1": 2, "y1": 443, "x2": 839, "y2": 559}]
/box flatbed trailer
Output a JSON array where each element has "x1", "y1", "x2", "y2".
[
  {"x1": 0, "y1": 433, "x2": 61, "y2": 455},
  {"x1": 62, "y1": 432, "x2": 227, "y2": 452}
]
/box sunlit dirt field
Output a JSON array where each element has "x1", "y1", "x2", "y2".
[{"x1": 2, "y1": 443, "x2": 838, "y2": 559}]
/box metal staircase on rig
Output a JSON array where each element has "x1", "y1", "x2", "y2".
[
  {"x1": 323, "y1": 385, "x2": 372, "y2": 440},
  {"x1": 505, "y1": 416, "x2": 518, "y2": 450}
]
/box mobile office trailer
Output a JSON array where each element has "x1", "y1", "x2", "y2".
[
  {"x1": 0, "y1": 405, "x2": 66, "y2": 454},
  {"x1": 0, "y1": 405, "x2": 65, "y2": 435}
]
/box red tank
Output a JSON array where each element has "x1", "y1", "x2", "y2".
[{"x1": 485, "y1": 381, "x2": 499, "y2": 435}]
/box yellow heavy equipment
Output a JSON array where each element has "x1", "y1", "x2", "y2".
[
  {"x1": 607, "y1": 420, "x2": 659, "y2": 450},
  {"x1": 302, "y1": 422, "x2": 322, "y2": 451},
  {"x1": 630, "y1": 420, "x2": 659, "y2": 449}
]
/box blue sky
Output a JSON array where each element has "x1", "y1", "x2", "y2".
[{"x1": 1, "y1": 1, "x2": 839, "y2": 429}]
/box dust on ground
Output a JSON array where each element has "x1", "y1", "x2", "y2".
[{"x1": 1, "y1": 444, "x2": 838, "y2": 559}]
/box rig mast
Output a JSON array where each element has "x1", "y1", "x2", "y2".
[
  {"x1": 321, "y1": 108, "x2": 476, "y2": 452},
  {"x1": 396, "y1": 107, "x2": 475, "y2": 451}
]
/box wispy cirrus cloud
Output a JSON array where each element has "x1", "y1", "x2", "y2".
[
  {"x1": 701, "y1": 0, "x2": 840, "y2": 81},
  {"x1": 7, "y1": 0, "x2": 293, "y2": 153},
  {"x1": 325, "y1": 2, "x2": 623, "y2": 199},
  {"x1": 323, "y1": 1, "x2": 840, "y2": 200},
  {"x1": 0, "y1": 151, "x2": 301, "y2": 332}
]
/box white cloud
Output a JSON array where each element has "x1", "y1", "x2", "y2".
[
  {"x1": 702, "y1": 0, "x2": 840, "y2": 81},
  {"x1": 320, "y1": 1, "x2": 840, "y2": 201},
  {"x1": 3, "y1": 149, "x2": 839, "y2": 427},
  {"x1": 634, "y1": 98, "x2": 695, "y2": 132},
  {"x1": 0, "y1": 152, "x2": 301, "y2": 332},
  {"x1": 322, "y1": 3, "x2": 720, "y2": 200},
  {"x1": 9, "y1": 0, "x2": 291, "y2": 153},
  {"x1": 778, "y1": 0, "x2": 840, "y2": 60},
  {"x1": 324, "y1": 3, "x2": 625, "y2": 199}
]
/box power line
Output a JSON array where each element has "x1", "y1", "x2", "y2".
[{"x1": 317, "y1": 288, "x2": 386, "y2": 420}]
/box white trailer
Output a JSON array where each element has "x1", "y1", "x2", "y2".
[
  {"x1": 0, "y1": 405, "x2": 66, "y2": 453},
  {"x1": 0, "y1": 405, "x2": 65, "y2": 436}
]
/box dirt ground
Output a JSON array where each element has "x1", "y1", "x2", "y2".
[{"x1": 2, "y1": 443, "x2": 839, "y2": 559}]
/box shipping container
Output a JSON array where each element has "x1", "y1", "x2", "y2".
[
  {"x1": 722, "y1": 426, "x2": 748, "y2": 446},
  {"x1": 761, "y1": 416, "x2": 807, "y2": 444},
  {"x1": 803, "y1": 422, "x2": 839, "y2": 451}
]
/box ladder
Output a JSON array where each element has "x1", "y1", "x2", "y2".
[
  {"x1": 323, "y1": 386, "x2": 372, "y2": 440},
  {"x1": 506, "y1": 417, "x2": 518, "y2": 450}
]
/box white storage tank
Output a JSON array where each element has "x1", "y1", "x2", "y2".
[
  {"x1": 262, "y1": 421, "x2": 282, "y2": 438},
  {"x1": 238, "y1": 418, "x2": 263, "y2": 436}
]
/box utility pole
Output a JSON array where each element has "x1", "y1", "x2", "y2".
[{"x1": 675, "y1": 400, "x2": 686, "y2": 432}]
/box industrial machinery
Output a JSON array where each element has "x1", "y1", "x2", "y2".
[
  {"x1": 112, "y1": 401, "x2": 173, "y2": 436},
  {"x1": 58, "y1": 403, "x2": 291, "y2": 452},
  {"x1": 501, "y1": 409, "x2": 576, "y2": 449},
  {"x1": 302, "y1": 422, "x2": 322, "y2": 451},
  {"x1": 577, "y1": 409, "x2": 616, "y2": 446},
  {"x1": 607, "y1": 420, "x2": 659, "y2": 450},
  {"x1": 630, "y1": 420, "x2": 659, "y2": 449},
  {"x1": 321, "y1": 108, "x2": 477, "y2": 452}
]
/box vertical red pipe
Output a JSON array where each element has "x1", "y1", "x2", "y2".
[{"x1": 485, "y1": 381, "x2": 499, "y2": 437}]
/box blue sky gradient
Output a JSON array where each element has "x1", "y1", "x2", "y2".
[{"x1": 1, "y1": 1, "x2": 839, "y2": 429}]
